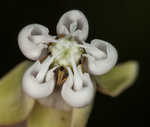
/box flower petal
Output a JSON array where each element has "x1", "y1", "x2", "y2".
[
  {"x1": 85, "y1": 39, "x2": 118, "y2": 75},
  {"x1": 57, "y1": 10, "x2": 89, "y2": 41},
  {"x1": 61, "y1": 67, "x2": 95, "y2": 108},
  {"x1": 22, "y1": 57, "x2": 56, "y2": 99},
  {"x1": 18, "y1": 24, "x2": 54, "y2": 60},
  {"x1": 27, "y1": 102, "x2": 93, "y2": 127},
  {"x1": 94, "y1": 61, "x2": 139, "y2": 97},
  {"x1": 0, "y1": 61, "x2": 35, "y2": 125}
]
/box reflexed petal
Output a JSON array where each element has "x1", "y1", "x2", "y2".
[
  {"x1": 22, "y1": 57, "x2": 56, "y2": 99},
  {"x1": 94, "y1": 61, "x2": 139, "y2": 97},
  {"x1": 0, "y1": 61, "x2": 35, "y2": 125},
  {"x1": 18, "y1": 24, "x2": 53, "y2": 60},
  {"x1": 57, "y1": 10, "x2": 89, "y2": 41},
  {"x1": 27, "y1": 102, "x2": 93, "y2": 127},
  {"x1": 86, "y1": 39, "x2": 118, "y2": 75},
  {"x1": 61, "y1": 67, "x2": 95, "y2": 108}
]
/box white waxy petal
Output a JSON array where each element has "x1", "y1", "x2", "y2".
[
  {"x1": 57, "y1": 10, "x2": 89, "y2": 41},
  {"x1": 85, "y1": 39, "x2": 118, "y2": 75},
  {"x1": 18, "y1": 24, "x2": 54, "y2": 60},
  {"x1": 61, "y1": 67, "x2": 95, "y2": 108},
  {"x1": 22, "y1": 61, "x2": 57, "y2": 99}
]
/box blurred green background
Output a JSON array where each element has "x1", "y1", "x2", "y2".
[{"x1": 0, "y1": 0, "x2": 149, "y2": 126}]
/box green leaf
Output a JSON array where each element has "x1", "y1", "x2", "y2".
[
  {"x1": 0, "y1": 61, "x2": 35, "y2": 125},
  {"x1": 27, "y1": 102, "x2": 93, "y2": 127},
  {"x1": 94, "y1": 61, "x2": 139, "y2": 97}
]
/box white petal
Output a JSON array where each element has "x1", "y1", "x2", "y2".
[
  {"x1": 86, "y1": 39, "x2": 118, "y2": 75},
  {"x1": 61, "y1": 67, "x2": 95, "y2": 108},
  {"x1": 18, "y1": 24, "x2": 54, "y2": 60},
  {"x1": 57, "y1": 10, "x2": 89, "y2": 41},
  {"x1": 22, "y1": 61, "x2": 56, "y2": 99}
]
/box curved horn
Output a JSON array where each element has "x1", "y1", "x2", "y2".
[{"x1": 61, "y1": 67, "x2": 95, "y2": 108}]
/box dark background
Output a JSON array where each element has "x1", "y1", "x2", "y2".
[{"x1": 0, "y1": 0, "x2": 149, "y2": 126}]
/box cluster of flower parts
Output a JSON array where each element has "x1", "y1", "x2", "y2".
[{"x1": 18, "y1": 10, "x2": 118, "y2": 108}]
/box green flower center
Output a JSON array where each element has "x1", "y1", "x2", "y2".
[{"x1": 48, "y1": 37, "x2": 83, "y2": 67}]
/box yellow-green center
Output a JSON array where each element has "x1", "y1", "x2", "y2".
[{"x1": 49, "y1": 38, "x2": 83, "y2": 66}]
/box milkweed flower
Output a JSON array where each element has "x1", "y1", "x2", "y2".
[
  {"x1": 18, "y1": 10, "x2": 118, "y2": 108},
  {"x1": 0, "y1": 10, "x2": 138, "y2": 127}
]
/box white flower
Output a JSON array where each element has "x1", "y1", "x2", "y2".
[{"x1": 18, "y1": 10, "x2": 118, "y2": 108}]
